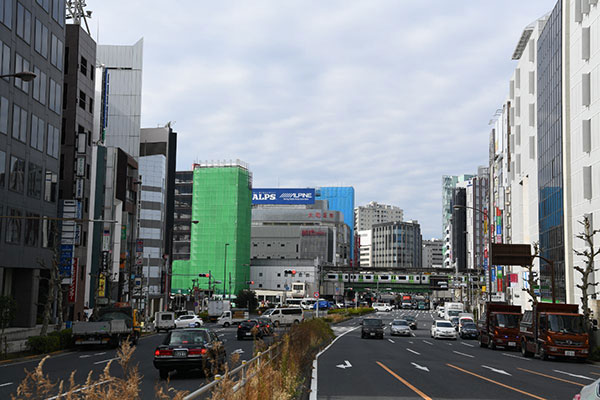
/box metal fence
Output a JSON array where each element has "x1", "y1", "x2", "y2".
[{"x1": 184, "y1": 342, "x2": 281, "y2": 400}]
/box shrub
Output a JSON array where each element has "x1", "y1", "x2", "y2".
[
  {"x1": 27, "y1": 335, "x2": 60, "y2": 354},
  {"x1": 198, "y1": 312, "x2": 209, "y2": 321}
]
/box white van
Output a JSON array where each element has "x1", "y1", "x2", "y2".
[
  {"x1": 154, "y1": 311, "x2": 176, "y2": 332},
  {"x1": 262, "y1": 307, "x2": 304, "y2": 326}
]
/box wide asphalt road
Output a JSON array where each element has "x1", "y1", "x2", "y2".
[
  {"x1": 316, "y1": 309, "x2": 599, "y2": 400},
  {"x1": 0, "y1": 322, "x2": 279, "y2": 399}
]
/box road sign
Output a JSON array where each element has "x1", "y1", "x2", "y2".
[
  {"x1": 491, "y1": 243, "x2": 533, "y2": 266},
  {"x1": 314, "y1": 291, "x2": 319, "y2": 298}
]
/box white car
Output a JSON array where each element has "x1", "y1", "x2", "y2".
[
  {"x1": 174, "y1": 315, "x2": 204, "y2": 328},
  {"x1": 437, "y1": 307, "x2": 445, "y2": 318},
  {"x1": 372, "y1": 303, "x2": 393, "y2": 312},
  {"x1": 431, "y1": 320, "x2": 457, "y2": 340}
]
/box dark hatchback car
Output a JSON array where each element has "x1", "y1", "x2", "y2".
[
  {"x1": 257, "y1": 318, "x2": 274, "y2": 336},
  {"x1": 403, "y1": 315, "x2": 417, "y2": 330},
  {"x1": 237, "y1": 320, "x2": 262, "y2": 340},
  {"x1": 153, "y1": 328, "x2": 226, "y2": 379},
  {"x1": 361, "y1": 318, "x2": 384, "y2": 339},
  {"x1": 459, "y1": 322, "x2": 479, "y2": 339}
]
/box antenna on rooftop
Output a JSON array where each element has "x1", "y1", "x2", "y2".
[{"x1": 66, "y1": 0, "x2": 92, "y2": 35}]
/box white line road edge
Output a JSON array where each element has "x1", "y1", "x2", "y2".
[
  {"x1": 553, "y1": 370, "x2": 594, "y2": 381},
  {"x1": 0, "y1": 382, "x2": 13, "y2": 387},
  {"x1": 461, "y1": 342, "x2": 474, "y2": 347},
  {"x1": 309, "y1": 325, "x2": 360, "y2": 400},
  {"x1": 501, "y1": 352, "x2": 531, "y2": 361},
  {"x1": 406, "y1": 348, "x2": 421, "y2": 355},
  {"x1": 388, "y1": 339, "x2": 395, "y2": 343},
  {"x1": 453, "y1": 351, "x2": 474, "y2": 358}
]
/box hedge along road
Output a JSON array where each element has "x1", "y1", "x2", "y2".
[{"x1": 314, "y1": 309, "x2": 598, "y2": 400}]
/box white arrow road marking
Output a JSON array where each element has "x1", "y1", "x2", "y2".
[
  {"x1": 422, "y1": 340, "x2": 433, "y2": 345},
  {"x1": 461, "y1": 342, "x2": 474, "y2": 347},
  {"x1": 482, "y1": 365, "x2": 511, "y2": 376},
  {"x1": 406, "y1": 348, "x2": 421, "y2": 355},
  {"x1": 0, "y1": 382, "x2": 13, "y2": 387},
  {"x1": 553, "y1": 370, "x2": 595, "y2": 381},
  {"x1": 232, "y1": 349, "x2": 244, "y2": 355},
  {"x1": 388, "y1": 339, "x2": 395, "y2": 343},
  {"x1": 453, "y1": 351, "x2": 474, "y2": 358},
  {"x1": 336, "y1": 360, "x2": 352, "y2": 369},
  {"x1": 411, "y1": 362, "x2": 429, "y2": 372}
]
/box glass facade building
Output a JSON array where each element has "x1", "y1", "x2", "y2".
[
  {"x1": 172, "y1": 162, "x2": 252, "y2": 296},
  {"x1": 537, "y1": 0, "x2": 565, "y2": 303},
  {"x1": 315, "y1": 186, "x2": 355, "y2": 264}
]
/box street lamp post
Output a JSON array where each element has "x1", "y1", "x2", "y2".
[{"x1": 453, "y1": 204, "x2": 492, "y2": 303}]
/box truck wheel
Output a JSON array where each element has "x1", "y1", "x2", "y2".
[
  {"x1": 521, "y1": 340, "x2": 533, "y2": 357},
  {"x1": 159, "y1": 368, "x2": 169, "y2": 380},
  {"x1": 223, "y1": 322, "x2": 230, "y2": 328}
]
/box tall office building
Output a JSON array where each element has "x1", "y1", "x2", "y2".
[
  {"x1": 422, "y1": 239, "x2": 443, "y2": 269},
  {"x1": 171, "y1": 161, "x2": 252, "y2": 297},
  {"x1": 172, "y1": 170, "x2": 193, "y2": 262},
  {"x1": 315, "y1": 187, "x2": 355, "y2": 264},
  {"x1": 355, "y1": 201, "x2": 403, "y2": 231},
  {"x1": 442, "y1": 174, "x2": 474, "y2": 265},
  {"x1": 372, "y1": 221, "x2": 422, "y2": 269},
  {"x1": 0, "y1": 0, "x2": 65, "y2": 327}
]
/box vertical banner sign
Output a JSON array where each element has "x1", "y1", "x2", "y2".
[
  {"x1": 102, "y1": 229, "x2": 110, "y2": 251},
  {"x1": 69, "y1": 258, "x2": 78, "y2": 302},
  {"x1": 121, "y1": 226, "x2": 127, "y2": 240},
  {"x1": 59, "y1": 244, "x2": 74, "y2": 277},
  {"x1": 98, "y1": 274, "x2": 106, "y2": 297}
]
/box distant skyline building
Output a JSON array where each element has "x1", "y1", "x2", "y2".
[
  {"x1": 422, "y1": 239, "x2": 444, "y2": 269},
  {"x1": 354, "y1": 201, "x2": 404, "y2": 231},
  {"x1": 372, "y1": 220, "x2": 422, "y2": 269},
  {"x1": 315, "y1": 186, "x2": 355, "y2": 263},
  {"x1": 172, "y1": 171, "x2": 193, "y2": 262},
  {"x1": 357, "y1": 230, "x2": 372, "y2": 267}
]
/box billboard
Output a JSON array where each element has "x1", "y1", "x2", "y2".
[{"x1": 252, "y1": 188, "x2": 315, "y2": 205}]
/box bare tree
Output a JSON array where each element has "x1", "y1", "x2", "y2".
[
  {"x1": 38, "y1": 254, "x2": 59, "y2": 337},
  {"x1": 522, "y1": 242, "x2": 540, "y2": 306},
  {"x1": 573, "y1": 216, "x2": 600, "y2": 322}
]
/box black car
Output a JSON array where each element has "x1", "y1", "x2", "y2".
[
  {"x1": 459, "y1": 322, "x2": 479, "y2": 339},
  {"x1": 256, "y1": 317, "x2": 274, "y2": 336},
  {"x1": 153, "y1": 328, "x2": 226, "y2": 380},
  {"x1": 237, "y1": 319, "x2": 262, "y2": 340},
  {"x1": 403, "y1": 315, "x2": 417, "y2": 330},
  {"x1": 361, "y1": 318, "x2": 384, "y2": 339}
]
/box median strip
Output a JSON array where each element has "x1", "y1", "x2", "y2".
[
  {"x1": 376, "y1": 361, "x2": 432, "y2": 400},
  {"x1": 517, "y1": 368, "x2": 585, "y2": 387},
  {"x1": 447, "y1": 364, "x2": 546, "y2": 400}
]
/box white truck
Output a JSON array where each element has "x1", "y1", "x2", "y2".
[
  {"x1": 154, "y1": 311, "x2": 176, "y2": 332},
  {"x1": 443, "y1": 302, "x2": 464, "y2": 320},
  {"x1": 207, "y1": 299, "x2": 231, "y2": 322},
  {"x1": 216, "y1": 310, "x2": 250, "y2": 327}
]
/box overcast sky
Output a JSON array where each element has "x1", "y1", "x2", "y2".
[{"x1": 86, "y1": 0, "x2": 555, "y2": 239}]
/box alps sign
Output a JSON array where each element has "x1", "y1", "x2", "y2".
[{"x1": 252, "y1": 188, "x2": 315, "y2": 205}]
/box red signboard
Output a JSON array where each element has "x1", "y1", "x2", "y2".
[
  {"x1": 68, "y1": 258, "x2": 78, "y2": 303},
  {"x1": 301, "y1": 229, "x2": 326, "y2": 236}
]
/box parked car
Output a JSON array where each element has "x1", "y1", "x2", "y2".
[
  {"x1": 390, "y1": 320, "x2": 412, "y2": 336},
  {"x1": 431, "y1": 320, "x2": 457, "y2": 340},
  {"x1": 256, "y1": 317, "x2": 274, "y2": 336},
  {"x1": 155, "y1": 311, "x2": 176, "y2": 332},
  {"x1": 153, "y1": 328, "x2": 226, "y2": 379},
  {"x1": 361, "y1": 318, "x2": 384, "y2": 339},
  {"x1": 403, "y1": 315, "x2": 417, "y2": 330},
  {"x1": 261, "y1": 307, "x2": 304, "y2": 327},
  {"x1": 237, "y1": 320, "x2": 262, "y2": 340},
  {"x1": 372, "y1": 303, "x2": 393, "y2": 312},
  {"x1": 174, "y1": 315, "x2": 204, "y2": 328},
  {"x1": 459, "y1": 322, "x2": 479, "y2": 339}
]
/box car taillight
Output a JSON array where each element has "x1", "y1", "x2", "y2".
[
  {"x1": 238, "y1": 325, "x2": 242, "y2": 329},
  {"x1": 188, "y1": 348, "x2": 207, "y2": 355},
  {"x1": 573, "y1": 394, "x2": 581, "y2": 400},
  {"x1": 155, "y1": 349, "x2": 173, "y2": 356}
]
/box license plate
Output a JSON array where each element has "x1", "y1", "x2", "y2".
[
  {"x1": 565, "y1": 350, "x2": 575, "y2": 356},
  {"x1": 173, "y1": 350, "x2": 187, "y2": 358},
  {"x1": 508, "y1": 342, "x2": 516, "y2": 346},
  {"x1": 370, "y1": 332, "x2": 375, "y2": 336},
  {"x1": 246, "y1": 332, "x2": 251, "y2": 336}
]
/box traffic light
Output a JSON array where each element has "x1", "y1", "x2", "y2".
[
  {"x1": 284, "y1": 269, "x2": 296, "y2": 275},
  {"x1": 246, "y1": 280, "x2": 254, "y2": 285},
  {"x1": 198, "y1": 273, "x2": 211, "y2": 278}
]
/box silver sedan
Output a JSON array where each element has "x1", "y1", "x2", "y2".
[{"x1": 390, "y1": 319, "x2": 412, "y2": 336}]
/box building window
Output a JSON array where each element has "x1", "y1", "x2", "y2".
[
  {"x1": 0, "y1": 0, "x2": 13, "y2": 29},
  {"x1": 258, "y1": 272, "x2": 263, "y2": 277},
  {"x1": 32, "y1": 67, "x2": 47, "y2": 105},
  {"x1": 0, "y1": 40, "x2": 9, "y2": 77},
  {"x1": 16, "y1": 2, "x2": 31, "y2": 44},
  {"x1": 80, "y1": 56, "x2": 87, "y2": 76},
  {"x1": 51, "y1": 0, "x2": 64, "y2": 26},
  {"x1": 9, "y1": 156, "x2": 25, "y2": 193},
  {"x1": 0, "y1": 150, "x2": 5, "y2": 187},
  {"x1": 34, "y1": 19, "x2": 48, "y2": 58},
  {"x1": 88, "y1": 97, "x2": 93, "y2": 113},
  {"x1": 50, "y1": 33, "x2": 63, "y2": 70},
  {"x1": 44, "y1": 170, "x2": 57, "y2": 202},
  {"x1": 12, "y1": 104, "x2": 27, "y2": 143},
  {"x1": 42, "y1": 218, "x2": 56, "y2": 248},
  {"x1": 27, "y1": 162, "x2": 42, "y2": 198},
  {"x1": 79, "y1": 90, "x2": 86, "y2": 109},
  {"x1": 36, "y1": 0, "x2": 49, "y2": 12},
  {"x1": 277, "y1": 284, "x2": 281, "y2": 288},
  {"x1": 48, "y1": 79, "x2": 61, "y2": 113},
  {"x1": 5, "y1": 208, "x2": 21, "y2": 244},
  {"x1": 14, "y1": 53, "x2": 30, "y2": 93},
  {"x1": 306, "y1": 273, "x2": 310, "y2": 277},
  {"x1": 24, "y1": 212, "x2": 39, "y2": 246},
  {"x1": 0, "y1": 96, "x2": 8, "y2": 134},
  {"x1": 46, "y1": 124, "x2": 59, "y2": 157},
  {"x1": 31, "y1": 114, "x2": 45, "y2": 151}
]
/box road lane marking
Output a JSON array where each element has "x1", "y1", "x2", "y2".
[
  {"x1": 447, "y1": 364, "x2": 547, "y2": 400},
  {"x1": 411, "y1": 362, "x2": 429, "y2": 372},
  {"x1": 408, "y1": 341, "x2": 414, "y2": 344},
  {"x1": 336, "y1": 360, "x2": 352, "y2": 369},
  {"x1": 45, "y1": 379, "x2": 112, "y2": 400},
  {"x1": 552, "y1": 370, "x2": 594, "y2": 381},
  {"x1": 79, "y1": 355, "x2": 92, "y2": 358},
  {"x1": 502, "y1": 352, "x2": 531, "y2": 361},
  {"x1": 422, "y1": 340, "x2": 433, "y2": 345},
  {"x1": 93, "y1": 357, "x2": 119, "y2": 365},
  {"x1": 0, "y1": 382, "x2": 13, "y2": 387},
  {"x1": 461, "y1": 342, "x2": 474, "y2": 347},
  {"x1": 406, "y1": 348, "x2": 421, "y2": 355},
  {"x1": 590, "y1": 371, "x2": 600, "y2": 376},
  {"x1": 481, "y1": 365, "x2": 511, "y2": 376},
  {"x1": 376, "y1": 361, "x2": 432, "y2": 400},
  {"x1": 93, "y1": 352, "x2": 106, "y2": 356},
  {"x1": 452, "y1": 351, "x2": 474, "y2": 358},
  {"x1": 517, "y1": 368, "x2": 585, "y2": 387},
  {"x1": 446, "y1": 343, "x2": 453, "y2": 346},
  {"x1": 388, "y1": 339, "x2": 395, "y2": 343}
]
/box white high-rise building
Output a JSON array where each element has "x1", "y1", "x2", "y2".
[
  {"x1": 354, "y1": 201, "x2": 403, "y2": 231},
  {"x1": 357, "y1": 230, "x2": 372, "y2": 267}
]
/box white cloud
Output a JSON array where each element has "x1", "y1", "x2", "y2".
[{"x1": 87, "y1": 0, "x2": 556, "y2": 238}]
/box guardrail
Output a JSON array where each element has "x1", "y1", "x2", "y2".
[{"x1": 184, "y1": 342, "x2": 281, "y2": 400}]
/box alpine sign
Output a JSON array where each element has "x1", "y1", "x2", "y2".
[{"x1": 252, "y1": 188, "x2": 315, "y2": 205}]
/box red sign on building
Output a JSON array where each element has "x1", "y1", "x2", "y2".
[{"x1": 68, "y1": 258, "x2": 78, "y2": 303}]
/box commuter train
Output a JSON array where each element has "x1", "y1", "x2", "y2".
[{"x1": 322, "y1": 272, "x2": 479, "y2": 286}]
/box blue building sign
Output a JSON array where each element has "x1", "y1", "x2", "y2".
[
  {"x1": 252, "y1": 188, "x2": 315, "y2": 204},
  {"x1": 59, "y1": 244, "x2": 74, "y2": 277}
]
